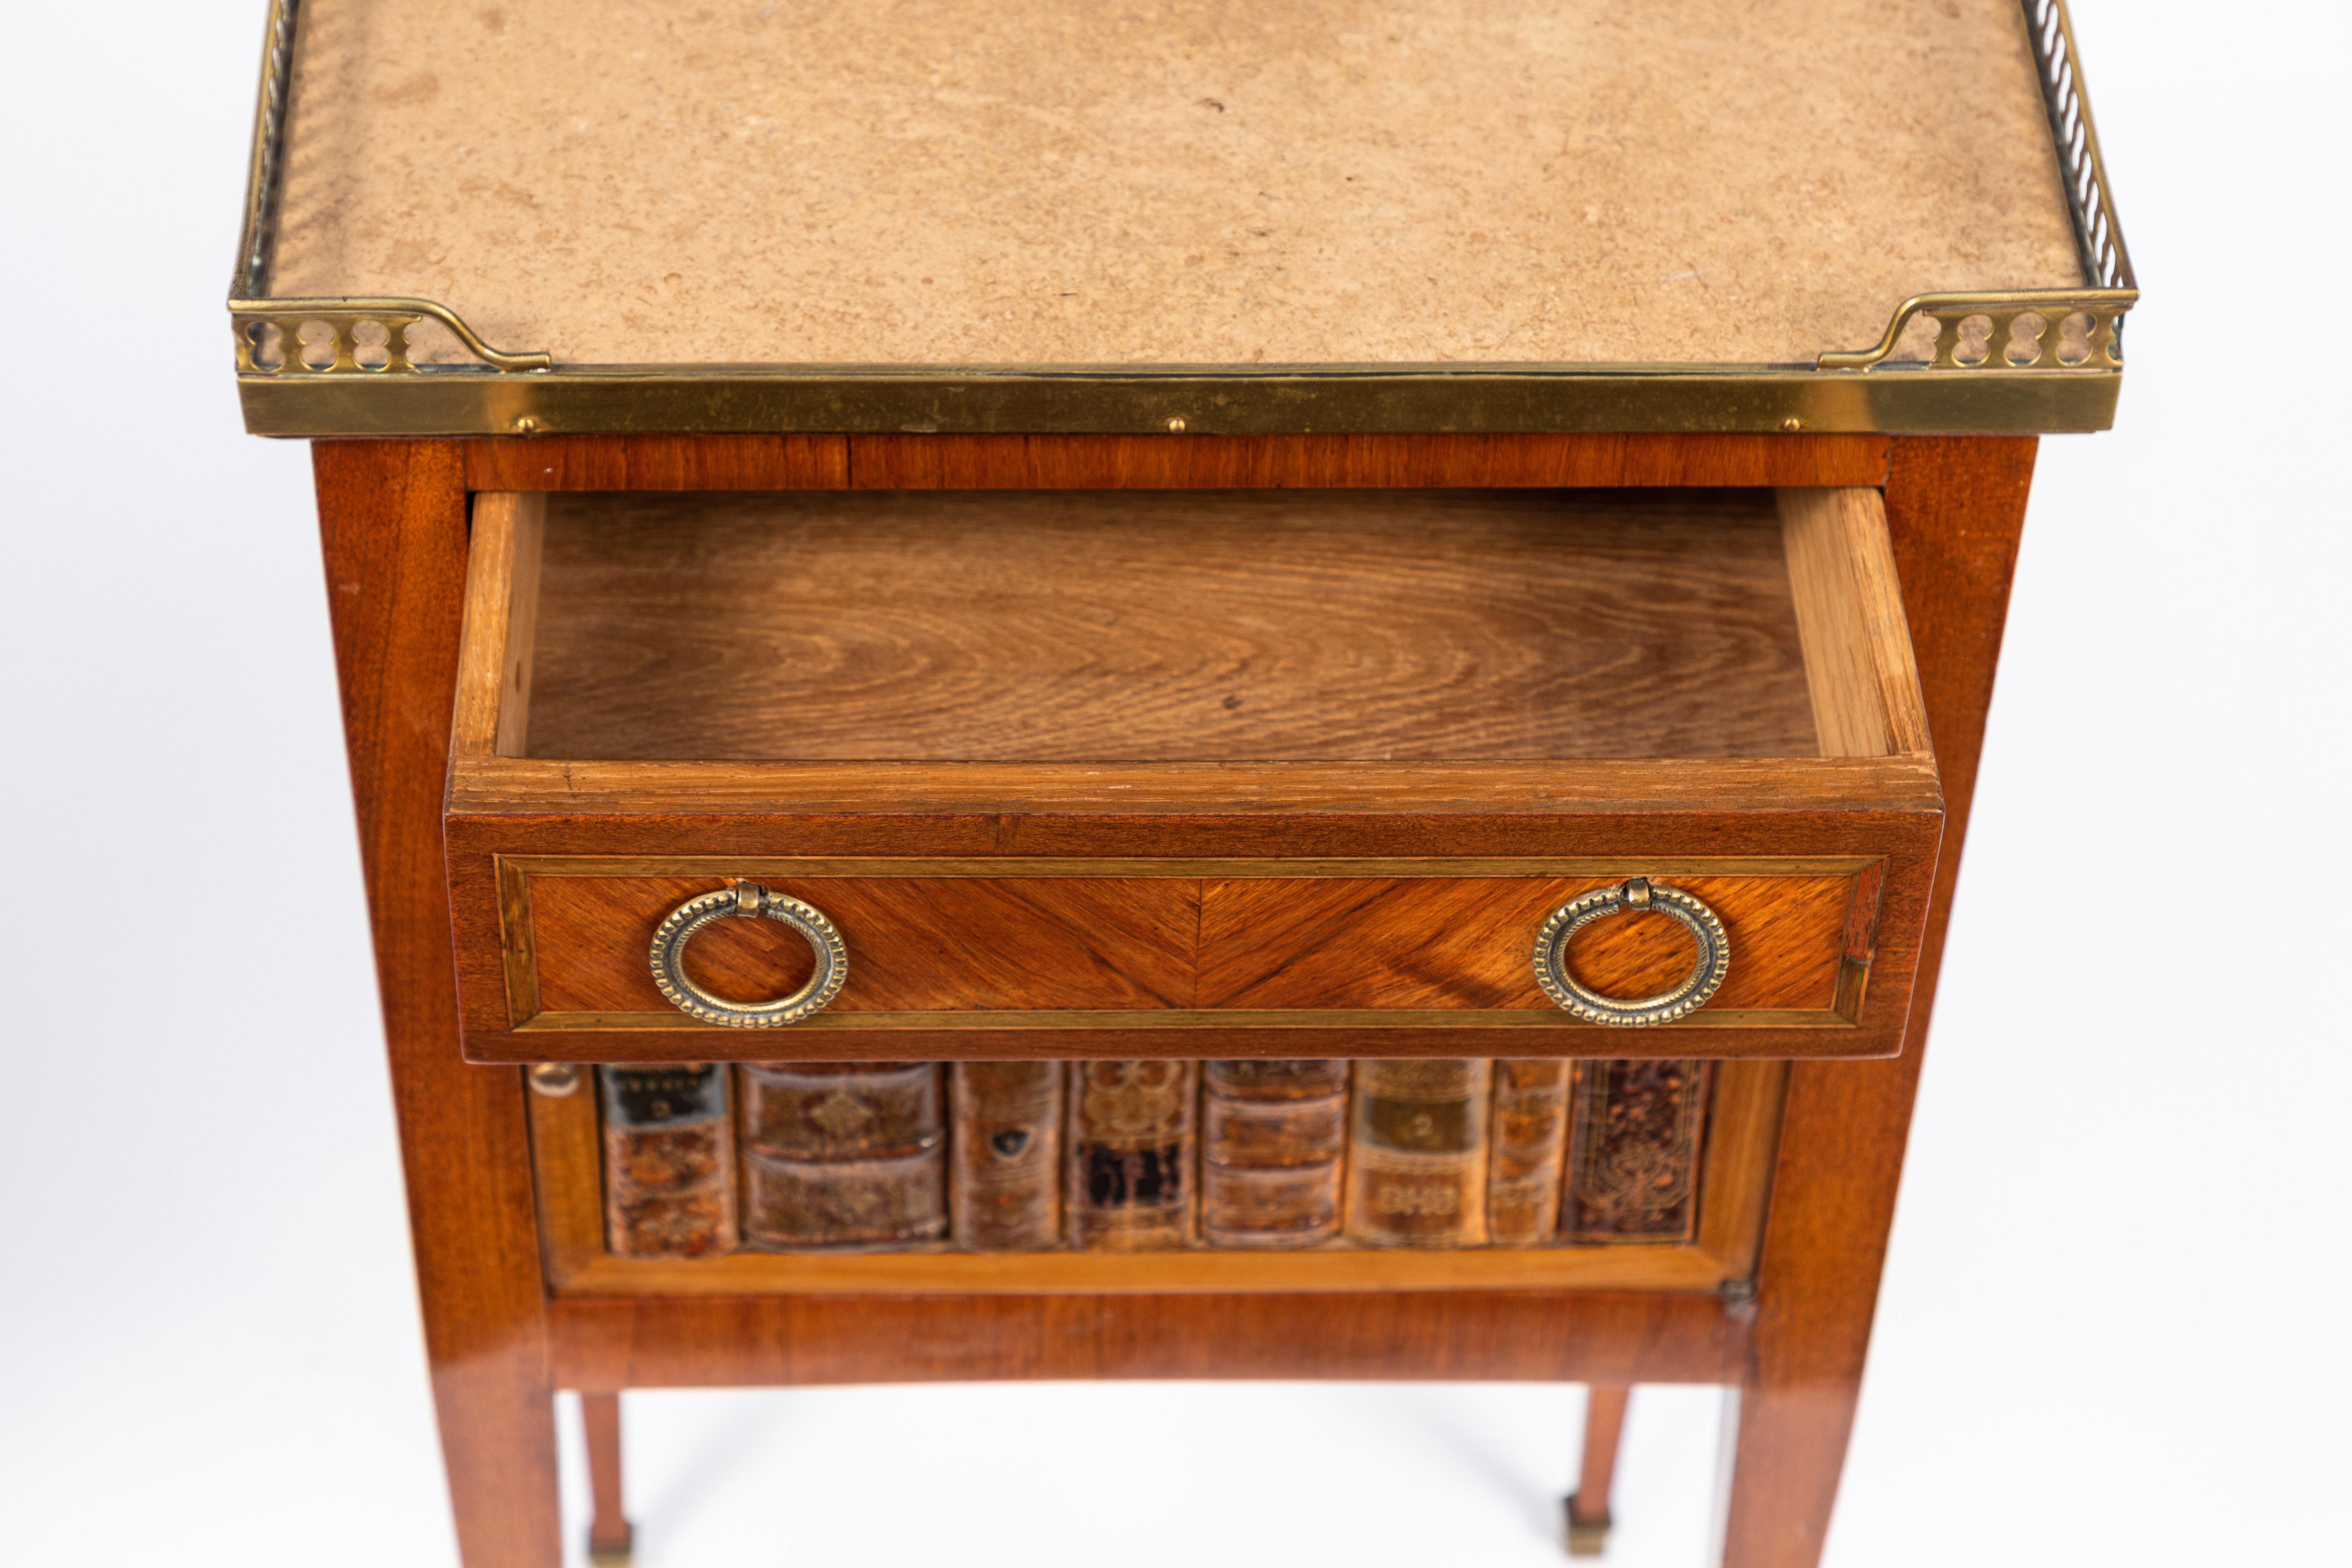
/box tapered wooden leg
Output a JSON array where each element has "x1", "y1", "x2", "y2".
[
  {"x1": 316, "y1": 442, "x2": 562, "y2": 1567},
  {"x1": 583, "y1": 1394, "x2": 634, "y2": 1564},
  {"x1": 1717, "y1": 439, "x2": 2037, "y2": 1566},
  {"x1": 1565, "y1": 1385, "x2": 1631, "y2": 1556}
]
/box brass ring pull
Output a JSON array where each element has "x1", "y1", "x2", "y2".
[
  {"x1": 1532, "y1": 878, "x2": 1730, "y2": 1027},
  {"x1": 648, "y1": 882, "x2": 848, "y2": 1027}
]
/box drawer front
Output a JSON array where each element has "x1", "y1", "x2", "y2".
[
  {"x1": 447, "y1": 482, "x2": 1944, "y2": 1061},
  {"x1": 453, "y1": 851, "x2": 1925, "y2": 1061}
]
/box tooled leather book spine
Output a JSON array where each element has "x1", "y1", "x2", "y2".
[
  {"x1": 1201, "y1": 1060, "x2": 1349, "y2": 1248},
  {"x1": 739, "y1": 1062, "x2": 948, "y2": 1250},
  {"x1": 1487, "y1": 1059, "x2": 1571, "y2": 1245},
  {"x1": 950, "y1": 1061, "x2": 1064, "y2": 1250},
  {"x1": 1561, "y1": 1059, "x2": 1714, "y2": 1244},
  {"x1": 599, "y1": 1063, "x2": 740, "y2": 1258},
  {"x1": 1344, "y1": 1058, "x2": 1493, "y2": 1248},
  {"x1": 1066, "y1": 1060, "x2": 1197, "y2": 1251}
]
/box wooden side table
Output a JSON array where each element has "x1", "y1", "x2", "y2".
[{"x1": 234, "y1": 4, "x2": 2133, "y2": 1564}]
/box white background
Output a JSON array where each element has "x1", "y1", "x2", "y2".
[{"x1": 1, "y1": 3, "x2": 2345, "y2": 1564}]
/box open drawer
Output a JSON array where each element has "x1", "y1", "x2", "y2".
[{"x1": 446, "y1": 485, "x2": 1942, "y2": 1063}]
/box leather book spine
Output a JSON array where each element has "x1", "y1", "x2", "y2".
[
  {"x1": 739, "y1": 1062, "x2": 947, "y2": 1250},
  {"x1": 950, "y1": 1061, "x2": 1064, "y2": 1251},
  {"x1": 1066, "y1": 1060, "x2": 1197, "y2": 1251},
  {"x1": 1561, "y1": 1060, "x2": 1715, "y2": 1244},
  {"x1": 1201, "y1": 1060, "x2": 1349, "y2": 1248},
  {"x1": 598, "y1": 1063, "x2": 740, "y2": 1258},
  {"x1": 1487, "y1": 1059, "x2": 1571, "y2": 1245},
  {"x1": 1343, "y1": 1059, "x2": 1493, "y2": 1248}
]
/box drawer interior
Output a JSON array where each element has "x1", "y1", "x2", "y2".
[{"x1": 494, "y1": 487, "x2": 1868, "y2": 765}]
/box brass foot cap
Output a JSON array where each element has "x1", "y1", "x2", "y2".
[
  {"x1": 1563, "y1": 1494, "x2": 1611, "y2": 1558},
  {"x1": 587, "y1": 1523, "x2": 635, "y2": 1567}
]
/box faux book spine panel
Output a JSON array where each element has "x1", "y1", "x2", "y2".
[
  {"x1": 1563, "y1": 1060, "x2": 1715, "y2": 1244},
  {"x1": 1201, "y1": 1060, "x2": 1349, "y2": 1249},
  {"x1": 951, "y1": 1061, "x2": 1063, "y2": 1250},
  {"x1": 1344, "y1": 1059, "x2": 1493, "y2": 1248},
  {"x1": 598, "y1": 1064, "x2": 739, "y2": 1257},
  {"x1": 739, "y1": 1062, "x2": 948, "y2": 1250},
  {"x1": 1067, "y1": 1061, "x2": 1199, "y2": 1251},
  {"x1": 589, "y1": 1057, "x2": 1718, "y2": 1257},
  {"x1": 1488, "y1": 1059, "x2": 1571, "y2": 1244}
]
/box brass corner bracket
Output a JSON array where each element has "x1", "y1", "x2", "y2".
[
  {"x1": 226, "y1": 0, "x2": 546, "y2": 377},
  {"x1": 1817, "y1": 288, "x2": 2134, "y2": 373},
  {"x1": 1817, "y1": 0, "x2": 2137, "y2": 375},
  {"x1": 230, "y1": 297, "x2": 552, "y2": 375}
]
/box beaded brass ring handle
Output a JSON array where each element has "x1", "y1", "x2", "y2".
[
  {"x1": 1532, "y1": 879, "x2": 1730, "y2": 1027},
  {"x1": 649, "y1": 883, "x2": 848, "y2": 1027}
]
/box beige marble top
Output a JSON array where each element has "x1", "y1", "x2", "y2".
[{"x1": 268, "y1": 0, "x2": 2085, "y2": 367}]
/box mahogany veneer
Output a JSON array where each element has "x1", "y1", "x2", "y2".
[{"x1": 313, "y1": 432, "x2": 2034, "y2": 1568}]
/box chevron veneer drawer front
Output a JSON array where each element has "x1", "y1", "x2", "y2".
[{"x1": 454, "y1": 857, "x2": 1909, "y2": 1061}]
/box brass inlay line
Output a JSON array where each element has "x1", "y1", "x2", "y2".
[
  {"x1": 239, "y1": 368, "x2": 2126, "y2": 437},
  {"x1": 512, "y1": 1008, "x2": 1848, "y2": 1033},
  {"x1": 500, "y1": 855, "x2": 1877, "y2": 879}
]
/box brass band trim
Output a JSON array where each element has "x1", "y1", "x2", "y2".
[{"x1": 234, "y1": 362, "x2": 2123, "y2": 437}]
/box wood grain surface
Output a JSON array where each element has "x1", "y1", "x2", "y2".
[
  {"x1": 1194, "y1": 873, "x2": 1847, "y2": 1012},
  {"x1": 529, "y1": 873, "x2": 1198, "y2": 1013},
  {"x1": 451, "y1": 491, "x2": 543, "y2": 759},
  {"x1": 1721, "y1": 437, "x2": 2038, "y2": 1568},
  {"x1": 580, "y1": 1393, "x2": 630, "y2": 1556},
  {"x1": 1779, "y1": 488, "x2": 1932, "y2": 759},
  {"x1": 313, "y1": 443, "x2": 562, "y2": 1568},
  {"x1": 548, "y1": 1289, "x2": 1747, "y2": 1391},
  {"x1": 481, "y1": 865, "x2": 1874, "y2": 1065},
  {"x1": 1572, "y1": 1385, "x2": 1632, "y2": 1529},
  {"x1": 518, "y1": 869, "x2": 1844, "y2": 1018},
  {"x1": 317, "y1": 428, "x2": 2025, "y2": 1568},
  {"x1": 521, "y1": 487, "x2": 1817, "y2": 764},
  {"x1": 446, "y1": 795, "x2": 1945, "y2": 1060},
  {"x1": 836, "y1": 434, "x2": 1892, "y2": 492},
  {"x1": 463, "y1": 432, "x2": 1889, "y2": 493},
  {"x1": 449, "y1": 753, "x2": 1943, "y2": 822}
]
